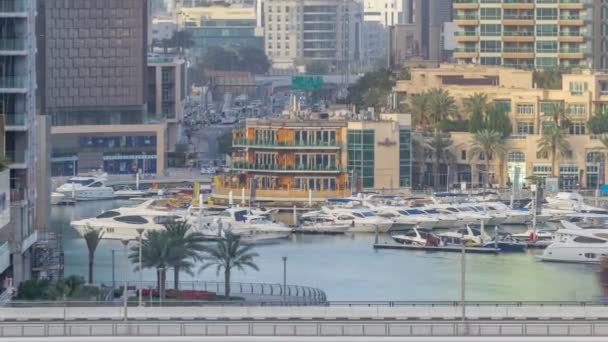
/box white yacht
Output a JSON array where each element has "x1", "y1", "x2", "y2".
[
  {"x1": 391, "y1": 228, "x2": 437, "y2": 246},
  {"x1": 306, "y1": 207, "x2": 393, "y2": 233},
  {"x1": 438, "y1": 225, "x2": 491, "y2": 246},
  {"x1": 374, "y1": 206, "x2": 439, "y2": 230},
  {"x1": 56, "y1": 174, "x2": 115, "y2": 200},
  {"x1": 539, "y1": 224, "x2": 608, "y2": 263},
  {"x1": 434, "y1": 204, "x2": 492, "y2": 226},
  {"x1": 296, "y1": 214, "x2": 350, "y2": 234},
  {"x1": 203, "y1": 207, "x2": 293, "y2": 242},
  {"x1": 484, "y1": 202, "x2": 530, "y2": 225},
  {"x1": 50, "y1": 192, "x2": 65, "y2": 205},
  {"x1": 71, "y1": 202, "x2": 184, "y2": 240}
]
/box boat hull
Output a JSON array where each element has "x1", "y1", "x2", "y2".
[
  {"x1": 539, "y1": 245, "x2": 608, "y2": 263},
  {"x1": 296, "y1": 224, "x2": 350, "y2": 234},
  {"x1": 71, "y1": 220, "x2": 164, "y2": 240},
  {"x1": 483, "y1": 241, "x2": 526, "y2": 252},
  {"x1": 58, "y1": 189, "x2": 116, "y2": 201},
  {"x1": 346, "y1": 222, "x2": 392, "y2": 233}
]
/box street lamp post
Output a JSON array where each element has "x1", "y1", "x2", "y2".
[
  {"x1": 282, "y1": 256, "x2": 287, "y2": 303},
  {"x1": 136, "y1": 228, "x2": 145, "y2": 307},
  {"x1": 120, "y1": 239, "x2": 130, "y2": 321}
]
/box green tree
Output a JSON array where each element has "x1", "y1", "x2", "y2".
[
  {"x1": 588, "y1": 110, "x2": 608, "y2": 134},
  {"x1": 426, "y1": 88, "x2": 457, "y2": 128},
  {"x1": 484, "y1": 104, "x2": 513, "y2": 138},
  {"x1": 347, "y1": 69, "x2": 395, "y2": 113},
  {"x1": 164, "y1": 221, "x2": 207, "y2": 290},
  {"x1": 537, "y1": 123, "x2": 570, "y2": 177},
  {"x1": 199, "y1": 234, "x2": 259, "y2": 299},
  {"x1": 199, "y1": 46, "x2": 240, "y2": 71},
  {"x1": 409, "y1": 92, "x2": 430, "y2": 129},
  {"x1": 170, "y1": 30, "x2": 194, "y2": 55},
  {"x1": 83, "y1": 226, "x2": 104, "y2": 284},
  {"x1": 237, "y1": 46, "x2": 270, "y2": 74},
  {"x1": 468, "y1": 129, "x2": 507, "y2": 194},
  {"x1": 306, "y1": 61, "x2": 329, "y2": 75},
  {"x1": 396, "y1": 67, "x2": 411, "y2": 80},
  {"x1": 463, "y1": 93, "x2": 488, "y2": 133},
  {"x1": 428, "y1": 133, "x2": 453, "y2": 189},
  {"x1": 130, "y1": 230, "x2": 171, "y2": 298},
  {"x1": 533, "y1": 67, "x2": 567, "y2": 89}
]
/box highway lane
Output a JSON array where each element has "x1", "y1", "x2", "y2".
[{"x1": 4, "y1": 337, "x2": 608, "y2": 342}]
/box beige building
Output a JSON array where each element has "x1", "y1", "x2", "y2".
[
  {"x1": 210, "y1": 113, "x2": 412, "y2": 205},
  {"x1": 395, "y1": 64, "x2": 608, "y2": 189},
  {"x1": 453, "y1": 0, "x2": 592, "y2": 69}
]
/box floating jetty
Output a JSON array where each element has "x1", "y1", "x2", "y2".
[{"x1": 373, "y1": 243, "x2": 501, "y2": 254}]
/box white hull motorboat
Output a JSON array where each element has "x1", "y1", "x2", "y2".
[
  {"x1": 203, "y1": 208, "x2": 293, "y2": 243},
  {"x1": 51, "y1": 192, "x2": 65, "y2": 205},
  {"x1": 391, "y1": 228, "x2": 438, "y2": 246},
  {"x1": 114, "y1": 189, "x2": 147, "y2": 198},
  {"x1": 511, "y1": 229, "x2": 554, "y2": 241},
  {"x1": 306, "y1": 207, "x2": 393, "y2": 233},
  {"x1": 56, "y1": 174, "x2": 116, "y2": 201},
  {"x1": 296, "y1": 215, "x2": 350, "y2": 234},
  {"x1": 539, "y1": 223, "x2": 608, "y2": 263}
]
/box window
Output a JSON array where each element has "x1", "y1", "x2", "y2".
[
  {"x1": 536, "y1": 8, "x2": 557, "y2": 20},
  {"x1": 480, "y1": 57, "x2": 501, "y2": 65},
  {"x1": 480, "y1": 8, "x2": 501, "y2": 20},
  {"x1": 494, "y1": 100, "x2": 511, "y2": 113},
  {"x1": 508, "y1": 152, "x2": 525, "y2": 163},
  {"x1": 567, "y1": 104, "x2": 586, "y2": 115},
  {"x1": 89, "y1": 182, "x2": 102, "y2": 187},
  {"x1": 568, "y1": 122, "x2": 586, "y2": 135},
  {"x1": 461, "y1": 150, "x2": 466, "y2": 161},
  {"x1": 480, "y1": 40, "x2": 501, "y2": 53},
  {"x1": 540, "y1": 101, "x2": 562, "y2": 114},
  {"x1": 96, "y1": 211, "x2": 120, "y2": 219},
  {"x1": 536, "y1": 151, "x2": 549, "y2": 159},
  {"x1": 569, "y1": 82, "x2": 588, "y2": 95},
  {"x1": 533, "y1": 165, "x2": 551, "y2": 174},
  {"x1": 517, "y1": 104, "x2": 534, "y2": 115},
  {"x1": 536, "y1": 24, "x2": 558, "y2": 36},
  {"x1": 480, "y1": 24, "x2": 501, "y2": 36},
  {"x1": 536, "y1": 57, "x2": 558, "y2": 68},
  {"x1": 574, "y1": 236, "x2": 606, "y2": 244},
  {"x1": 114, "y1": 216, "x2": 149, "y2": 224},
  {"x1": 516, "y1": 122, "x2": 534, "y2": 135},
  {"x1": 536, "y1": 41, "x2": 557, "y2": 53}
]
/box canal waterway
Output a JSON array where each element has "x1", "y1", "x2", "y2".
[{"x1": 52, "y1": 200, "x2": 601, "y2": 301}]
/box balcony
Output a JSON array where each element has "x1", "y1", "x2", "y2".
[
  {"x1": 0, "y1": 0, "x2": 27, "y2": 15},
  {"x1": 453, "y1": 14, "x2": 479, "y2": 26},
  {"x1": 558, "y1": 0, "x2": 586, "y2": 10},
  {"x1": 233, "y1": 139, "x2": 342, "y2": 150},
  {"x1": 502, "y1": 47, "x2": 535, "y2": 59},
  {"x1": 454, "y1": 47, "x2": 478, "y2": 59},
  {"x1": 454, "y1": 31, "x2": 479, "y2": 42},
  {"x1": 559, "y1": 47, "x2": 586, "y2": 59},
  {"x1": 0, "y1": 76, "x2": 27, "y2": 92},
  {"x1": 0, "y1": 38, "x2": 26, "y2": 54},
  {"x1": 559, "y1": 15, "x2": 584, "y2": 26},
  {"x1": 502, "y1": 31, "x2": 535, "y2": 42},
  {"x1": 502, "y1": 0, "x2": 534, "y2": 10},
  {"x1": 558, "y1": 32, "x2": 586, "y2": 43},
  {"x1": 232, "y1": 162, "x2": 343, "y2": 174},
  {"x1": 4, "y1": 113, "x2": 26, "y2": 130},
  {"x1": 5, "y1": 150, "x2": 26, "y2": 168},
  {"x1": 453, "y1": 0, "x2": 478, "y2": 10}
]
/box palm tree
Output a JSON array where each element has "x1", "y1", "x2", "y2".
[
  {"x1": 83, "y1": 226, "x2": 104, "y2": 284},
  {"x1": 426, "y1": 88, "x2": 457, "y2": 128},
  {"x1": 409, "y1": 92, "x2": 430, "y2": 129},
  {"x1": 164, "y1": 221, "x2": 207, "y2": 290},
  {"x1": 537, "y1": 123, "x2": 570, "y2": 177},
  {"x1": 199, "y1": 234, "x2": 259, "y2": 299},
  {"x1": 468, "y1": 129, "x2": 507, "y2": 194},
  {"x1": 428, "y1": 133, "x2": 453, "y2": 189},
  {"x1": 463, "y1": 93, "x2": 489, "y2": 117},
  {"x1": 545, "y1": 102, "x2": 570, "y2": 129},
  {"x1": 130, "y1": 230, "x2": 171, "y2": 298}
]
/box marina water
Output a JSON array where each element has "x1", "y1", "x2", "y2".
[{"x1": 52, "y1": 200, "x2": 601, "y2": 301}]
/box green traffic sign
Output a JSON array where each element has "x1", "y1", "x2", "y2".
[{"x1": 291, "y1": 76, "x2": 324, "y2": 90}]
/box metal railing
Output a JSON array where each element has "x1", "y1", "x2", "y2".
[
  {"x1": 97, "y1": 280, "x2": 327, "y2": 304},
  {"x1": 1, "y1": 321, "x2": 608, "y2": 337},
  {"x1": 231, "y1": 162, "x2": 343, "y2": 172},
  {"x1": 233, "y1": 139, "x2": 342, "y2": 148},
  {"x1": 4, "y1": 113, "x2": 25, "y2": 126},
  {"x1": 0, "y1": 76, "x2": 27, "y2": 89}
]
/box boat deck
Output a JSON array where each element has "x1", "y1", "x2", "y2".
[{"x1": 373, "y1": 243, "x2": 500, "y2": 254}]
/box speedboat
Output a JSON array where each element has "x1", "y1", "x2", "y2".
[
  {"x1": 511, "y1": 228, "x2": 554, "y2": 241},
  {"x1": 539, "y1": 225, "x2": 608, "y2": 263},
  {"x1": 204, "y1": 207, "x2": 293, "y2": 242},
  {"x1": 545, "y1": 192, "x2": 584, "y2": 210},
  {"x1": 485, "y1": 202, "x2": 530, "y2": 225},
  {"x1": 438, "y1": 225, "x2": 491, "y2": 246},
  {"x1": 482, "y1": 234, "x2": 526, "y2": 252},
  {"x1": 70, "y1": 201, "x2": 185, "y2": 240},
  {"x1": 56, "y1": 174, "x2": 115, "y2": 200},
  {"x1": 391, "y1": 228, "x2": 439, "y2": 246},
  {"x1": 296, "y1": 214, "x2": 350, "y2": 234},
  {"x1": 307, "y1": 207, "x2": 393, "y2": 233}
]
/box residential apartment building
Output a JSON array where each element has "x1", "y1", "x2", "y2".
[
  {"x1": 0, "y1": 0, "x2": 41, "y2": 287},
  {"x1": 361, "y1": 0, "x2": 403, "y2": 67},
  {"x1": 177, "y1": 5, "x2": 264, "y2": 62},
  {"x1": 43, "y1": 0, "x2": 173, "y2": 176},
  {"x1": 394, "y1": 64, "x2": 608, "y2": 189},
  {"x1": 210, "y1": 113, "x2": 412, "y2": 205},
  {"x1": 261, "y1": 0, "x2": 363, "y2": 70},
  {"x1": 593, "y1": 1, "x2": 608, "y2": 70},
  {"x1": 453, "y1": 0, "x2": 593, "y2": 69}
]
